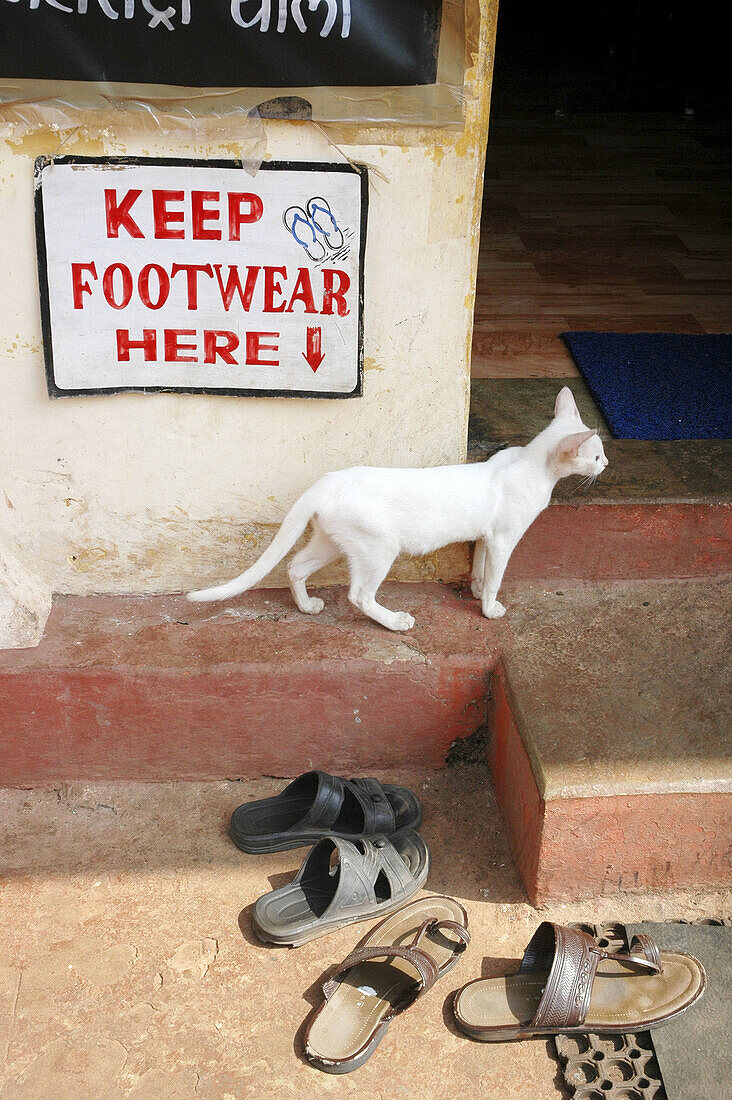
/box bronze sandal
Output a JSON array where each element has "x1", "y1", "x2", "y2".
[
  {"x1": 453, "y1": 921, "x2": 705, "y2": 1041},
  {"x1": 304, "y1": 895, "x2": 470, "y2": 1073}
]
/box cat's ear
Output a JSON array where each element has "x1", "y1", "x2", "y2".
[
  {"x1": 554, "y1": 386, "x2": 581, "y2": 421},
  {"x1": 556, "y1": 429, "x2": 598, "y2": 460}
]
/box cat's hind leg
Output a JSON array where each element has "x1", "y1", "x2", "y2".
[
  {"x1": 471, "y1": 538, "x2": 486, "y2": 599},
  {"x1": 347, "y1": 545, "x2": 414, "y2": 631},
  {"x1": 287, "y1": 522, "x2": 340, "y2": 614}
]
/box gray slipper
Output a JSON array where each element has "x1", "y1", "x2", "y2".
[{"x1": 252, "y1": 830, "x2": 430, "y2": 947}]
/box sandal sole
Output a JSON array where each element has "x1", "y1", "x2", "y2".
[{"x1": 454, "y1": 995, "x2": 702, "y2": 1042}]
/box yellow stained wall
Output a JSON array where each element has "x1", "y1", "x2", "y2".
[{"x1": 0, "y1": 1, "x2": 497, "y2": 595}]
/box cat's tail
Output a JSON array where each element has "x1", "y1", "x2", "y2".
[{"x1": 186, "y1": 492, "x2": 316, "y2": 603}]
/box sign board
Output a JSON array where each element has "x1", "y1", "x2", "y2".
[
  {"x1": 34, "y1": 157, "x2": 367, "y2": 398},
  {"x1": 0, "y1": 1, "x2": 442, "y2": 88}
]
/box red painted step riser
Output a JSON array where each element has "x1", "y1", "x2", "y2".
[
  {"x1": 507, "y1": 504, "x2": 731, "y2": 582},
  {"x1": 537, "y1": 791, "x2": 732, "y2": 902},
  {"x1": 0, "y1": 665, "x2": 489, "y2": 784},
  {"x1": 488, "y1": 662, "x2": 732, "y2": 904},
  {"x1": 487, "y1": 663, "x2": 545, "y2": 895}
]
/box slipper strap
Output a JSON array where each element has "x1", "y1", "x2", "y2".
[
  {"x1": 279, "y1": 772, "x2": 400, "y2": 837},
  {"x1": 347, "y1": 777, "x2": 397, "y2": 834},
  {"x1": 310, "y1": 200, "x2": 337, "y2": 229},
  {"x1": 290, "y1": 771, "x2": 345, "y2": 832},
  {"x1": 290, "y1": 210, "x2": 316, "y2": 245},
  {"x1": 322, "y1": 943, "x2": 441, "y2": 1011},
  {"x1": 522, "y1": 923, "x2": 663, "y2": 1030},
  {"x1": 313, "y1": 836, "x2": 419, "y2": 920},
  {"x1": 521, "y1": 923, "x2": 603, "y2": 1029}
]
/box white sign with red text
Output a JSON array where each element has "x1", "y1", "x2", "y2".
[{"x1": 35, "y1": 158, "x2": 366, "y2": 398}]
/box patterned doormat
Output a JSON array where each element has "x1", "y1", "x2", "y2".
[{"x1": 561, "y1": 332, "x2": 732, "y2": 439}]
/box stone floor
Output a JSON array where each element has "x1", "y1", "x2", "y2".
[
  {"x1": 2, "y1": 768, "x2": 730, "y2": 1099},
  {"x1": 468, "y1": 378, "x2": 732, "y2": 504}
]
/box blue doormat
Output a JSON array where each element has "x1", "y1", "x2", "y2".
[{"x1": 560, "y1": 332, "x2": 732, "y2": 439}]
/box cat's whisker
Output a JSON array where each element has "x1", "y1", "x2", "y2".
[
  {"x1": 573, "y1": 472, "x2": 599, "y2": 495},
  {"x1": 567, "y1": 473, "x2": 593, "y2": 496}
]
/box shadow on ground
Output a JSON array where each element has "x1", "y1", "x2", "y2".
[{"x1": 0, "y1": 765, "x2": 527, "y2": 906}]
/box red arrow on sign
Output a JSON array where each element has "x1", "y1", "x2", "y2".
[{"x1": 303, "y1": 326, "x2": 325, "y2": 372}]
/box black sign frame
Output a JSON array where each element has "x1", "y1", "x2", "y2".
[{"x1": 35, "y1": 156, "x2": 368, "y2": 400}]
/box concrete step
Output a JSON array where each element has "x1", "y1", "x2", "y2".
[
  {"x1": 489, "y1": 579, "x2": 732, "y2": 903},
  {"x1": 469, "y1": 378, "x2": 732, "y2": 585},
  {"x1": 0, "y1": 585, "x2": 502, "y2": 785},
  {"x1": 1, "y1": 579, "x2": 729, "y2": 903}
]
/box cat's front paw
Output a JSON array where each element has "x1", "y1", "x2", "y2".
[
  {"x1": 302, "y1": 597, "x2": 325, "y2": 614},
  {"x1": 471, "y1": 579, "x2": 483, "y2": 600},
  {"x1": 390, "y1": 612, "x2": 415, "y2": 631},
  {"x1": 482, "y1": 600, "x2": 506, "y2": 619}
]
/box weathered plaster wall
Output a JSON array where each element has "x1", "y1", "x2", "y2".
[{"x1": 0, "y1": 1, "x2": 497, "y2": 595}]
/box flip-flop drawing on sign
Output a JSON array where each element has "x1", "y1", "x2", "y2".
[
  {"x1": 283, "y1": 197, "x2": 349, "y2": 264},
  {"x1": 283, "y1": 205, "x2": 327, "y2": 262},
  {"x1": 306, "y1": 197, "x2": 344, "y2": 250}
]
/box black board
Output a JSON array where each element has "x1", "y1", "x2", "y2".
[{"x1": 0, "y1": 1, "x2": 442, "y2": 89}]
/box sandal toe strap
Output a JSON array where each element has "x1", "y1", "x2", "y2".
[
  {"x1": 591, "y1": 934, "x2": 662, "y2": 974},
  {"x1": 522, "y1": 923, "x2": 663, "y2": 1031},
  {"x1": 628, "y1": 933, "x2": 662, "y2": 972},
  {"x1": 412, "y1": 917, "x2": 471, "y2": 953}
]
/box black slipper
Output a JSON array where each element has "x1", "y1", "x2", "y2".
[{"x1": 229, "y1": 770, "x2": 422, "y2": 853}]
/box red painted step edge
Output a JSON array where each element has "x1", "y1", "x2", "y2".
[
  {"x1": 508, "y1": 503, "x2": 732, "y2": 583},
  {"x1": 488, "y1": 662, "x2": 732, "y2": 904},
  {"x1": 0, "y1": 589, "x2": 498, "y2": 785}
]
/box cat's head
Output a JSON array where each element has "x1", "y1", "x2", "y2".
[{"x1": 551, "y1": 386, "x2": 609, "y2": 478}]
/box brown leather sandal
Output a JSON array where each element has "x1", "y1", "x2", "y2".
[
  {"x1": 303, "y1": 895, "x2": 470, "y2": 1073},
  {"x1": 453, "y1": 921, "x2": 705, "y2": 1041}
]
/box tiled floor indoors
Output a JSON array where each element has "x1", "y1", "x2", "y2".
[{"x1": 472, "y1": 110, "x2": 731, "y2": 380}]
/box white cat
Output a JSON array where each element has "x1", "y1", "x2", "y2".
[{"x1": 188, "y1": 386, "x2": 608, "y2": 631}]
